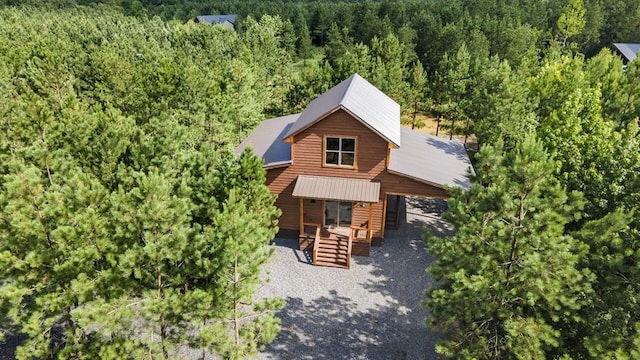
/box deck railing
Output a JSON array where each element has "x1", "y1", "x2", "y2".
[
  {"x1": 349, "y1": 225, "x2": 370, "y2": 242},
  {"x1": 346, "y1": 230, "x2": 353, "y2": 269}
]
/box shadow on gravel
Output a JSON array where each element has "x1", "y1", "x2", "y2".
[
  {"x1": 260, "y1": 197, "x2": 449, "y2": 360},
  {"x1": 0, "y1": 333, "x2": 25, "y2": 360},
  {"x1": 262, "y1": 292, "x2": 438, "y2": 360},
  {"x1": 356, "y1": 198, "x2": 449, "y2": 300},
  {"x1": 271, "y1": 237, "x2": 312, "y2": 264}
]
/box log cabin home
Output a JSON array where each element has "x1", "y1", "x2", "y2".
[{"x1": 236, "y1": 74, "x2": 473, "y2": 268}]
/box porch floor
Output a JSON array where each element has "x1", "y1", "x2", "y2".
[{"x1": 299, "y1": 226, "x2": 371, "y2": 257}]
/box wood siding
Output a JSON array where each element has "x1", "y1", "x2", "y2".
[{"x1": 266, "y1": 108, "x2": 447, "y2": 238}]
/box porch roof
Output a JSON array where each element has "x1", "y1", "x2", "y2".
[{"x1": 292, "y1": 175, "x2": 381, "y2": 203}]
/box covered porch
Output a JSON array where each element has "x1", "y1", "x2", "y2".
[{"x1": 292, "y1": 175, "x2": 381, "y2": 268}]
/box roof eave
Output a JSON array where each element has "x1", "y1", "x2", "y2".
[
  {"x1": 264, "y1": 161, "x2": 292, "y2": 170},
  {"x1": 283, "y1": 106, "x2": 342, "y2": 140},
  {"x1": 386, "y1": 168, "x2": 450, "y2": 191}
]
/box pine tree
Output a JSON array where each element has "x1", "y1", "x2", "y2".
[
  {"x1": 425, "y1": 134, "x2": 593, "y2": 359},
  {"x1": 401, "y1": 61, "x2": 428, "y2": 130}
]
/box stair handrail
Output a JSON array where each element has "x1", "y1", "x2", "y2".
[
  {"x1": 311, "y1": 223, "x2": 320, "y2": 265},
  {"x1": 347, "y1": 229, "x2": 354, "y2": 269}
]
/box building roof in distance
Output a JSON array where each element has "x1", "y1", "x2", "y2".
[
  {"x1": 195, "y1": 14, "x2": 237, "y2": 24},
  {"x1": 388, "y1": 128, "x2": 473, "y2": 190},
  {"x1": 614, "y1": 43, "x2": 640, "y2": 62},
  {"x1": 283, "y1": 74, "x2": 401, "y2": 147}
]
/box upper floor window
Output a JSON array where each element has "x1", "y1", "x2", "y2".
[{"x1": 325, "y1": 136, "x2": 356, "y2": 167}]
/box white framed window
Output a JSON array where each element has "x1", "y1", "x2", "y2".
[{"x1": 324, "y1": 136, "x2": 356, "y2": 167}]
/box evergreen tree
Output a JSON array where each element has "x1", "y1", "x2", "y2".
[
  {"x1": 425, "y1": 135, "x2": 593, "y2": 359},
  {"x1": 402, "y1": 61, "x2": 428, "y2": 129},
  {"x1": 431, "y1": 43, "x2": 470, "y2": 138},
  {"x1": 0, "y1": 7, "x2": 285, "y2": 359},
  {"x1": 297, "y1": 24, "x2": 312, "y2": 63}
]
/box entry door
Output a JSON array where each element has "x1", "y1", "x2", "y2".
[{"x1": 324, "y1": 201, "x2": 352, "y2": 228}]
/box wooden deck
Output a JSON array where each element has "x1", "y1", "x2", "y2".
[{"x1": 299, "y1": 223, "x2": 371, "y2": 269}]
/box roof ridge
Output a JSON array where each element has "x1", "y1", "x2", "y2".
[{"x1": 339, "y1": 73, "x2": 359, "y2": 106}]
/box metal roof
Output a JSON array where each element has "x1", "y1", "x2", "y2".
[
  {"x1": 614, "y1": 43, "x2": 640, "y2": 62},
  {"x1": 195, "y1": 14, "x2": 237, "y2": 24},
  {"x1": 234, "y1": 114, "x2": 298, "y2": 167},
  {"x1": 293, "y1": 175, "x2": 381, "y2": 203},
  {"x1": 283, "y1": 74, "x2": 401, "y2": 147},
  {"x1": 388, "y1": 128, "x2": 473, "y2": 190}
]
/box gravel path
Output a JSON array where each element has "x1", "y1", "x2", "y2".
[{"x1": 256, "y1": 197, "x2": 450, "y2": 360}]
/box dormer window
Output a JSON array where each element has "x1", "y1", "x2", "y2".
[{"x1": 324, "y1": 136, "x2": 356, "y2": 167}]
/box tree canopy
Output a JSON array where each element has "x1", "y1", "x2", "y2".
[{"x1": 0, "y1": 7, "x2": 287, "y2": 359}]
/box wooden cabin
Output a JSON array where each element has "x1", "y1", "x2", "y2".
[{"x1": 236, "y1": 74, "x2": 472, "y2": 268}]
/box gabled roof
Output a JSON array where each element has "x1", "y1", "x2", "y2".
[
  {"x1": 614, "y1": 43, "x2": 640, "y2": 62},
  {"x1": 283, "y1": 74, "x2": 401, "y2": 147},
  {"x1": 388, "y1": 128, "x2": 472, "y2": 190},
  {"x1": 195, "y1": 14, "x2": 237, "y2": 25},
  {"x1": 234, "y1": 114, "x2": 298, "y2": 168},
  {"x1": 235, "y1": 73, "x2": 474, "y2": 191}
]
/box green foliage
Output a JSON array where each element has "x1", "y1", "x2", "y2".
[
  {"x1": 0, "y1": 6, "x2": 284, "y2": 359},
  {"x1": 431, "y1": 43, "x2": 471, "y2": 139},
  {"x1": 402, "y1": 61, "x2": 429, "y2": 130},
  {"x1": 426, "y1": 135, "x2": 593, "y2": 359},
  {"x1": 468, "y1": 56, "x2": 536, "y2": 147},
  {"x1": 557, "y1": 0, "x2": 587, "y2": 48}
]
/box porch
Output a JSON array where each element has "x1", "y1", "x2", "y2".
[
  {"x1": 292, "y1": 175, "x2": 381, "y2": 268},
  {"x1": 298, "y1": 222, "x2": 372, "y2": 269}
]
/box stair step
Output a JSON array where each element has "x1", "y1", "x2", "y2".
[
  {"x1": 316, "y1": 254, "x2": 348, "y2": 261},
  {"x1": 314, "y1": 260, "x2": 348, "y2": 269},
  {"x1": 317, "y1": 250, "x2": 347, "y2": 256},
  {"x1": 318, "y1": 244, "x2": 349, "y2": 250}
]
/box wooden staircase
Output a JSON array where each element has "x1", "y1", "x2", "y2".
[
  {"x1": 301, "y1": 222, "x2": 370, "y2": 269},
  {"x1": 313, "y1": 236, "x2": 351, "y2": 269},
  {"x1": 385, "y1": 195, "x2": 401, "y2": 230}
]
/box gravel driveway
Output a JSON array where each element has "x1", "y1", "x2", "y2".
[{"x1": 256, "y1": 197, "x2": 450, "y2": 360}]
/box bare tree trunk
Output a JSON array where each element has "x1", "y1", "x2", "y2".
[
  {"x1": 436, "y1": 113, "x2": 441, "y2": 136},
  {"x1": 411, "y1": 101, "x2": 418, "y2": 129},
  {"x1": 464, "y1": 118, "x2": 471, "y2": 144},
  {"x1": 233, "y1": 255, "x2": 240, "y2": 349},
  {"x1": 450, "y1": 118, "x2": 455, "y2": 140}
]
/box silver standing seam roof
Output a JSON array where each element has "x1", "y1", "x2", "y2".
[
  {"x1": 283, "y1": 74, "x2": 401, "y2": 147},
  {"x1": 235, "y1": 73, "x2": 474, "y2": 191},
  {"x1": 234, "y1": 113, "x2": 298, "y2": 168},
  {"x1": 614, "y1": 43, "x2": 640, "y2": 62},
  {"x1": 292, "y1": 175, "x2": 381, "y2": 203},
  {"x1": 195, "y1": 15, "x2": 237, "y2": 24},
  {"x1": 389, "y1": 128, "x2": 472, "y2": 190}
]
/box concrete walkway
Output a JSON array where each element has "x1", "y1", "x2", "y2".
[{"x1": 256, "y1": 198, "x2": 450, "y2": 360}]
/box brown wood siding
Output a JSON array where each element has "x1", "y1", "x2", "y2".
[{"x1": 266, "y1": 108, "x2": 447, "y2": 238}]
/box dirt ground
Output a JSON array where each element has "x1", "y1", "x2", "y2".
[{"x1": 402, "y1": 113, "x2": 478, "y2": 152}]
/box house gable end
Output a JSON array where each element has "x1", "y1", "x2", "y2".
[
  {"x1": 292, "y1": 108, "x2": 388, "y2": 175},
  {"x1": 284, "y1": 74, "x2": 400, "y2": 147}
]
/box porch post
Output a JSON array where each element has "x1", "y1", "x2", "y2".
[
  {"x1": 381, "y1": 195, "x2": 387, "y2": 238},
  {"x1": 299, "y1": 198, "x2": 304, "y2": 236},
  {"x1": 395, "y1": 195, "x2": 401, "y2": 227},
  {"x1": 367, "y1": 202, "x2": 373, "y2": 243}
]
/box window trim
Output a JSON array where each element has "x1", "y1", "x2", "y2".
[{"x1": 323, "y1": 135, "x2": 357, "y2": 169}]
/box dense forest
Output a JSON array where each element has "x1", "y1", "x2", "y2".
[{"x1": 0, "y1": 0, "x2": 639, "y2": 359}]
